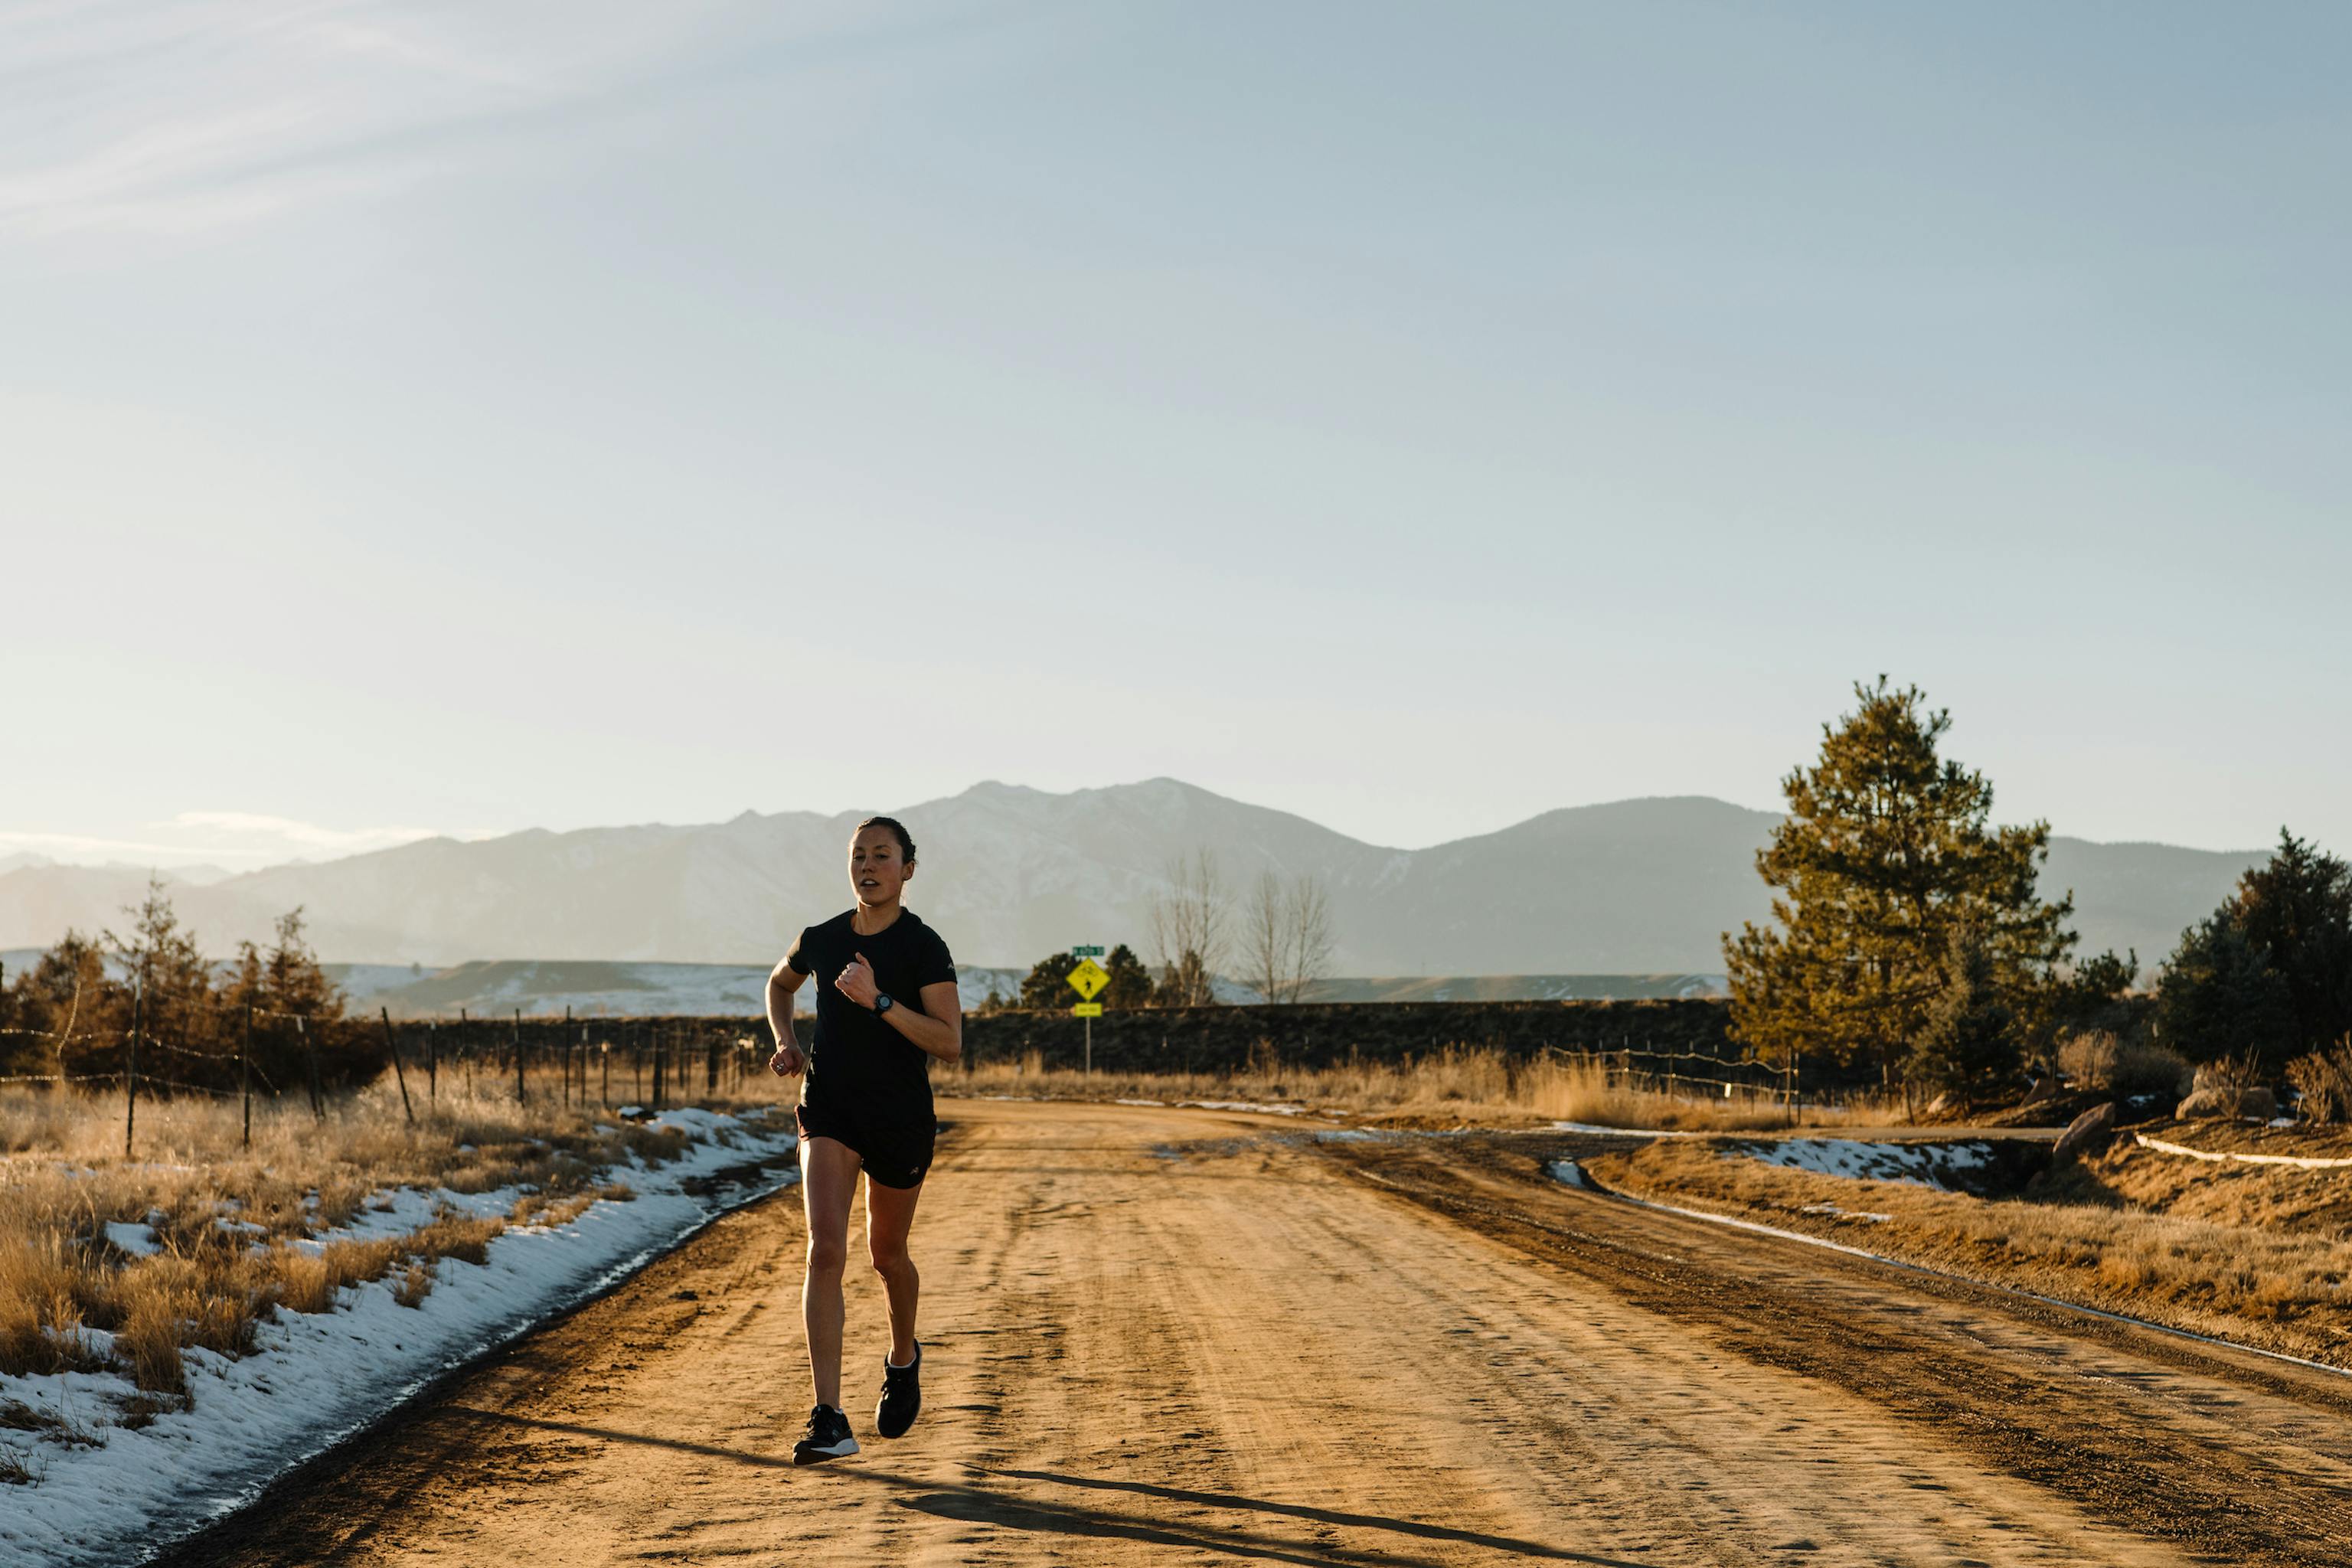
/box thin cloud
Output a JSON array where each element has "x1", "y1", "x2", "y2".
[
  {"x1": 0, "y1": 815, "x2": 501, "y2": 868},
  {"x1": 0, "y1": 0, "x2": 756, "y2": 240},
  {"x1": 0, "y1": 827, "x2": 217, "y2": 859},
  {"x1": 166, "y1": 812, "x2": 497, "y2": 854}
]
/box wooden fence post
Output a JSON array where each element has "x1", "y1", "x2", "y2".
[
  {"x1": 514, "y1": 1009, "x2": 525, "y2": 1105},
  {"x1": 240, "y1": 1001, "x2": 253, "y2": 1149},
  {"x1": 299, "y1": 1015, "x2": 324, "y2": 1120},
  {"x1": 426, "y1": 1021, "x2": 438, "y2": 1103},
  {"x1": 382, "y1": 1008, "x2": 415, "y2": 1125},
  {"x1": 124, "y1": 976, "x2": 142, "y2": 1158}
]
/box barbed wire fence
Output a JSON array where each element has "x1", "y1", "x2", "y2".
[
  {"x1": 1545, "y1": 1040, "x2": 1811, "y2": 1123},
  {"x1": 0, "y1": 978, "x2": 773, "y2": 1158}
]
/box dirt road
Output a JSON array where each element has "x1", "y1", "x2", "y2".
[{"x1": 165, "y1": 1100, "x2": 2352, "y2": 1566}]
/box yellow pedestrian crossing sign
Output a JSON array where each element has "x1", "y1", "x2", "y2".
[{"x1": 1067, "y1": 956, "x2": 1109, "y2": 1001}]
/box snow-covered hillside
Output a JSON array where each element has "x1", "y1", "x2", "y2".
[
  {"x1": 0, "y1": 780, "x2": 2265, "y2": 978},
  {"x1": 340, "y1": 961, "x2": 1033, "y2": 1020}
]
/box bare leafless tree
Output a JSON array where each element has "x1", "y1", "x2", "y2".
[
  {"x1": 1148, "y1": 849, "x2": 1228, "y2": 1008},
  {"x1": 1243, "y1": 871, "x2": 1290, "y2": 1005},
  {"x1": 1240, "y1": 870, "x2": 1336, "y2": 1004},
  {"x1": 1284, "y1": 873, "x2": 1334, "y2": 1004}
]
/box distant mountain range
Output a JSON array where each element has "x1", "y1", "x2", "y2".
[{"x1": 0, "y1": 780, "x2": 2266, "y2": 975}]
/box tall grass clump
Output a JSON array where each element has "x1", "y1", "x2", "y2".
[
  {"x1": 2057, "y1": 1031, "x2": 2191, "y2": 1099},
  {"x1": 2286, "y1": 1040, "x2": 2352, "y2": 1123}
]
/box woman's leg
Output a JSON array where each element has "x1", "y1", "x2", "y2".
[
  {"x1": 799, "y1": 1135, "x2": 862, "y2": 1409},
  {"x1": 864, "y1": 1174, "x2": 924, "y2": 1364}
]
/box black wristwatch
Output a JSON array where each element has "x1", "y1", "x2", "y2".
[{"x1": 873, "y1": 992, "x2": 894, "y2": 1016}]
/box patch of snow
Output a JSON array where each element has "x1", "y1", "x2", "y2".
[
  {"x1": 2133, "y1": 1132, "x2": 2352, "y2": 1171},
  {"x1": 1315, "y1": 1129, "x2": 1383, "y2": 1144},
  {"x1": 1180, "y1": 1100, "x2": 1305, "y2": 1116},
  {"x1": 1112, "y1": 1098, "x2": 1165, "y2": 1107},
  {"x1": 1547, "y1": 1121, "x2": 1703, "y2": 1139},
  {"x1": 1547, "y1": 1158, "x2": 1588, "y2": 1187},
  {"x1": 102, "y1": 1222, "x2": 160, "y2": 1257},
  {"x1": 1798, "y1": 1202, "x2": 1892, "y2": 1223},
  {"x1": 0, "y1": 1112, "x2": 799, "y2": 1568},
  {"x1": 1726, "y1": 1138, "x2": 1993, "y2": 1190}
]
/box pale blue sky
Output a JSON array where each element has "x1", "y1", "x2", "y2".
[{"x1": 5, "y1": 1, "x2": 2347, "y2": 867}]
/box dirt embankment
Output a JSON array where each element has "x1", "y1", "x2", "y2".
[
  {"x1": 1583, "y1": 1122, "x2": 2352, "y2": 1369},
  {"x1": 161, "y1": 1102, "x2": 2352, "y2": 1568}
]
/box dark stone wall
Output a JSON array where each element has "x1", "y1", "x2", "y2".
[{"x1": 956, "y1": 998, "x2": 1733, "y2": 1073}]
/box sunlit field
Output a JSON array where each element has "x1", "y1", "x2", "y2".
[{"x1": 943, "y1": 1045, "x2": 1906, "y2": 1132}]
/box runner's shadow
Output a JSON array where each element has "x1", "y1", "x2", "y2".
[
  {"x1": 988, "y1": 1468, "x2": 1631, "y2": 1563},
  {"x1": 455, "y1": 1411, "x2": 1647, "y2": 1568}
]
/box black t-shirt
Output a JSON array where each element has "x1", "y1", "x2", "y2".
[{"x1": 786, "y1": 908, "x2": 957, "y2": 1116}]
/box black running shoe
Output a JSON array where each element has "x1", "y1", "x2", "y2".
[
  {"x1": 792, "y1": 1403, "x2": 858, "y2": 1465},
  {"x1": 876, "y1": 1342, "x2": 922, "y2": 1439}
]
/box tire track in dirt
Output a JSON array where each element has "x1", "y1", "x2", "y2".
[
  {"x1": 1327, "y1": 1133, "x2": 2352, "y2": 1566},
  {"x1": 155, "y1": 1102, "x2": 2296, "y2": 1567}
]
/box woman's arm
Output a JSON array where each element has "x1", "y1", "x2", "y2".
[
  {"x1": 766, "y1": 957, "x2": 808, "y2": 1076},
  {"x1": 833, "y1": 955, "x2": 962, "y2": 1064}
]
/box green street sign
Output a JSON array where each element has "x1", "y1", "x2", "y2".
[{"x1": 1071, "y1": 945, "x2": 1105, "y2": 958}]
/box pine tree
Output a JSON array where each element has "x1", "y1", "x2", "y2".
[
  {"x1": 1725, "y1": 679, "x2": 2080, "y2": 1081},
  {"x1": 2232, "y1": 831, "x2": 2352, "y2": 1056},
  {"x1": 1102, "y1": 944, "x2": 1153, "y2": 1010},
  {"x1": 105, "y1": 876, "x2": 221, "y2": 1054},
  {"x1": 2154, "y1": 829, "x2": 2348, "y2": 1068},
  {"x1": 1, "y1": 931, "x2": 105, "y2": 1078},
  {"x1": 1153, "y1": 950, "x2": 1214, "y2": 1009},
  {"x1": 1019, "y1": 952, "x2": 1078, "y2": 1011},
  {"x1": 2155, "y1": 917, "x2": 2293, "y2": 1067},
  {"x1": 1909, "y1": 920, "x2": 2020, "y2": 1109}
]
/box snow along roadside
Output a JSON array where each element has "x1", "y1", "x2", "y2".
[
  {"x1": 2132, "y1": 1132, "x2": 2352, "y2": 1171},
  {"x1": 3, "y1": 1107, "x2": 802, "y2": 1568}
]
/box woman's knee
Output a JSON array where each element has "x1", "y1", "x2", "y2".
[
  {"x1": 806, "y1": 1232, "x2": 851, "y2": 1276},
  {"x1": 869, "y1": 1239, "x2": 914, "y2": 1276}
]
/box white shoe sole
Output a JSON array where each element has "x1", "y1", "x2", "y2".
[{"x1": 793, "y1": 1436, "x2": 859, "y2": 1464}]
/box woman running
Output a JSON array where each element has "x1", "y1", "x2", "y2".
[{"x1": 766, "y1": 815, "x2": 961, "y2": 1465}]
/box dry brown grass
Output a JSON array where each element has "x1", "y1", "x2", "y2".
[
  {"x1": 1587, "y1": 1130, "x2": 2352, "y2": 1366},
  {"x1": 2056, "y1": 1031, "x2": 2190, "y2": 1099},
  {"x1": 391, "y1": 1261, "x2": 434, "y2": 1310},
  {"x1": 0, "y1": 1069, "x2": 762, "y2": 1437},
  {"x1": 2287, "y1": 1041, "x2": 2352, "y2": 1123},
  {"x1": 942, "y1": 1047, "x2": 1902, "y2": 1132}
]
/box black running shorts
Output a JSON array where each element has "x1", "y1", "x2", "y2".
[{"x1": 796, "y1": 1097, "x2": 936, "y2": 1190}]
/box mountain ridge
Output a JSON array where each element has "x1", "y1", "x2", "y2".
[{"x1": 0, "y1": 782, "x2": 2268, "y2": 975}]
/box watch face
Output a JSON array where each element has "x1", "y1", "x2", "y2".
[{"x1": 876, "y1": 993, "x2": 893, "y2": 1013}]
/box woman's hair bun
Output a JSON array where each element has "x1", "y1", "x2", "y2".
[{"x1": 854, "y1": 815, "x2": 916, "y2": 864}]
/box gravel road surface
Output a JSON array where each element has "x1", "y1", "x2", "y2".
[{"x1": 161, "y1": 1099, "x2": 2352, "y2": 1566}]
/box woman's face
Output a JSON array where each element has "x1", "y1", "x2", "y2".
[{"x1": 848, "y1": 827, "x2": 911, "y2": 908}]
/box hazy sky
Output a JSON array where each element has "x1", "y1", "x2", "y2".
[{"x1": 5, "y1": 1, "x2": 2347, "y2": 868}]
